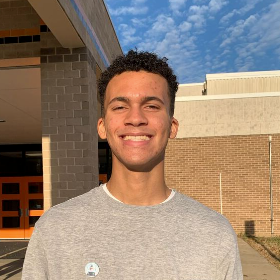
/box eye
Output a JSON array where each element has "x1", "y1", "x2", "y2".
[
  {"x1": 112, "y1": 106, "x2": 126, "y2": 111},
  {"x1": 145, "y1": 105, "x2": 160, "y2": 110}
]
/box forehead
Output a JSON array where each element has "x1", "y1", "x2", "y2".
[{"x1": 105, "y1": 71, "x2": 169, "y2": 103}]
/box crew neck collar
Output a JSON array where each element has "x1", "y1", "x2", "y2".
[{"x1": 101, "y1": 183, "x2": 176, "y2": 207}]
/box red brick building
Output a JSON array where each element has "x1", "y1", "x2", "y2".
[{"x1": 165, "y1": 71, "x2": 280, "y2": 236}]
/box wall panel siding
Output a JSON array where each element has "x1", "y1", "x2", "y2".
[{"x1": 207, "y1": 76, "x2": 280, "y2": 95}]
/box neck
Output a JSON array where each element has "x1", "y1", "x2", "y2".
[{"x1": 107, "y1": 158, "x2": 170, "y2": 206}]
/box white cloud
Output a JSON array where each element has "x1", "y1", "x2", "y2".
[
  {"x1": 193, "y1": 0, "x2": 208, "y2": 3},
  {"x1": 189, "y1": 5, "x2": 208, "y2": 14},
  {"x1": 221, "y1": 49, "x2": 230, "y2": 56},
  {"x1": 275, "y1": 47, "x2": 280, "y2": 55},
  {"x1": 220, "y1": 0, "x2": 264, "y2": 24},
  {"x1": 220, "y1": 15, "x2": 257, "y2": 47},
  {"x1": 118, "y1": 24, "x2": 141, "y2": 46},
  {"x1": 132, "y1": 0, "x2": 147, "y2": 4},
  {"x1": 249, "y1": 1, "x2": 280, "y2": 45},
  {"x1": 179, "y1": 21, "x2": 192, "y2": 32},
  {"x1": 188, "y1": 14, "x2": 206, "y2": 29},
  {"x1": 205, "y1": 54, "x2": 211, "y2": 61},
  {"x1": 135, "y1": 15, "x2": 205, "y2": 83},
  {"x1": 235, "y1": 55, "x2": 254, "y2": 72},
  {"x1": 131, "y1": 18, "x2": 149, "y2": 28},
  {"x1": 220, "y1": 10, "x2": 237, "y2": 24},
  {"x1": 169, "y1": 0, "x2": 188, "y2": 13},
  {"x1": 110, "y1": 6, "x2": 148, "y2": 16},
  {"x1": 187, "y1": 5, "x2": 208, "y2": 28},
  {"x1": 219, "y1": 0, "x2": 280, "y2": 71},
  {"x1": 209, "y1": 0, "x2": 228, "y2": 13},
  {"x1": 108, "y1": 0, "x2": 148, "y2": 16},
  {"x1": 147, "y1": 14, "x2": 176, "y2": 36},
  {"x1": 187, "y1": 1, "x2": 228, "y2": 29},
  {"x1": 239, "y1": 0, "x2": 264, "y2": 14},
  {"x1": 211, "y1": 60, "x2": 228, "y2": 70}
]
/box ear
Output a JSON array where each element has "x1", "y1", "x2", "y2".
[
  {"x1": 169, "y1": 117, "x2": 179, "y2": 139},
  {"x1": 97, "y1": 118, "x2": 107, "y2": 139}
]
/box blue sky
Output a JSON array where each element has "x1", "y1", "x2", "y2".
[{"x1": 104, "y1": 0, "x2": 280, "y2": 84}]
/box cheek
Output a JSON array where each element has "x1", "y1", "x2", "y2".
[
  {"x1": 154, "y1": 118, "x2": 171, "y2": 134},
  {"x1": 105, "y1": 118, "x2": 120, "y2": 135}
]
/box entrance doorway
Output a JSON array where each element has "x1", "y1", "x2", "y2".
[
  {"x1": 98, "y1": 141, "x2": 112, "y2": 184},
  {"x1": 0, "y1": 176, "x2": 43, "y2": 239}
]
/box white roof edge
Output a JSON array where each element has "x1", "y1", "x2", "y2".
[
  {"x1": 175, "y1": 91, "x2": 280, "y2": 102},
  {"x1": 206, "y1": 70, "x2": 280, "y2": 80},
  {"x1": 179, "y1": 83, "x2": 204, "y2": 87}
]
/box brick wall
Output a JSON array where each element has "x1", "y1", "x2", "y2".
[
  {"x1": 0, "y1": 0, "x2": 40, "y2": 59},
  {"x1": 0, "y1": 0, "x2": 111, "y2": 209},
  {"x1": 165, "y1": 134, "x2": 280, "y2": 236},
  {"x1": 40, "y1": 31, "x2": 98, "y2": 208}
]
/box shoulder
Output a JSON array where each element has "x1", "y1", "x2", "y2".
[
  {"x1": 35, "y1": 186, "x2": 103, "y2": 229},
  {"x1": 174, "y1": 191, "x2": 235, "y2": 236}
]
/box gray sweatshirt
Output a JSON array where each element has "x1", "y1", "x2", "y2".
[{"x1": 22, "y1": 185, "x2": 243, "y2": 279}]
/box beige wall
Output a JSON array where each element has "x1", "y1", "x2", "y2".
[
  {"x1": 177, "y1": 83, "x2": 204, "y2": 97},
  {"x1": 206, "y1": 71, "x2": 280, "y2": 95},
  {"x1": 174, "y1": 94, "x2": 280, "y2": 138}
]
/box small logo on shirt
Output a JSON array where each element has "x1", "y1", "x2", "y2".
[{"x1": 85, "y1": 262, "x2": 99, "y2": 277}]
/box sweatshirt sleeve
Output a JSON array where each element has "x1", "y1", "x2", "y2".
[
  {"x1": 216, "y1": 226, "x2": 243, "y2": 280},
  {"x1": 22, "y1": 226, "x2": 49, "y2": 280}
]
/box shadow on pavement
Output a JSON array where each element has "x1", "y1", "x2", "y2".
[
  {"x1": 252, "y1": 237, "x2": 280, "y2": 263},
  {"x1": 0, "y1": 259, "x2": 24, "y2": 279}
]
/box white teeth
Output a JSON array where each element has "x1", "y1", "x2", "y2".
[{"x1": 123, "y1": 135, "x2": 150, "y2": 141}]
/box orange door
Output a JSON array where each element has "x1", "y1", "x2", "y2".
[
  {"x1": 24, "y1": 177, "x2": 44, "y2": 238},
  {"x1": 0, "y1": 177, "x2": 43, "y2": 239}
]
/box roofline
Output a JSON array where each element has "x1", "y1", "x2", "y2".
[
  {"x1": 207, "y1": 70, "x2": 280, "y2": 80},
  {"x1": 101, "y1": 0, "x2": 123, "y2": 56},
  {"x1": 179, "y1": 83, "x2": 204, "y2": 87}
]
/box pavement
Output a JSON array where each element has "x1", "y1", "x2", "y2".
[
  {"x1": 238, "y1": 238, "x2": 280, "y2": 280},
  {"x1": 0, "y1": 238, "x2": 280, "y2": 279},
  {"x1": 0, "y1": 241, "x2": 27, "y2": 280}
]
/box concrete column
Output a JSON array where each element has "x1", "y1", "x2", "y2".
[{"x1": 41, "y1": 31, "x2": 98, "y2": 209}]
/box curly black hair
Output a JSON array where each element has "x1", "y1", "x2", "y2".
[{"x1": 98, "y1": 50, "x2": 178, "y2": 116}]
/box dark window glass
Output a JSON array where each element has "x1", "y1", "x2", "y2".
[
  {"x1": 19, "y1": 36, "x2": 32, "y2": 43},
  {"x1": 3, "y1": 217, "x2": 20, "y2": 228},
  {"x1": 29, "y1": 216, "x2": 40, "y2": 227},
  {"x1": 2, "y1": 200, "x2": 20, "y2": 211},
  {"x1": 25, "y1": 151, "x2": 43, "y2": 176},
  {"x1": 29, "y1": 182, "x2": 43, "y2": 194},
  {"x1": 5, "y1": 37, "x2": 18, "y2": 44},
  {"x1": 2, "y1": 183, "x2": 20, "y2": 194},
  {"x1": 40, "y1": 25, "x2": 48, "y2": 32},
  {"x1": 0, "y1": 38, "x2": 4, "y2": 44},
  {"x1": 0, "y1": 152, "x2": 23, "y2": 177},
  {"x1": 98, "y1": 143, "x2": 112, "y2": 180},
  {"x1": 29, "y1": 199, "x2": 43, "y2": 210},
  {"x1": 33, "y1": 35, "x2": 40, "y2": 42}
]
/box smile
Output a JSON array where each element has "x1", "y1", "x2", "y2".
[{"x1": 122, "y1": 135, "x2": 151, "y2": 141}]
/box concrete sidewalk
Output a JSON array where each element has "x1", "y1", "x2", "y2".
[
  {"x1": 1, "y1": 238, "x2": 280, "y2": 279},
  {"x1": 238, "y1": 238, "x2": 280, "y2": 280}
]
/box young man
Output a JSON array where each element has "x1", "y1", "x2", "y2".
[{"x1": 22, "y1": 50, "x2": 243, "y2": 279}]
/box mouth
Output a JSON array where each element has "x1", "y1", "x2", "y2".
[{"x1": 121, "y1": 135, "x2": 152, "y2": 141}]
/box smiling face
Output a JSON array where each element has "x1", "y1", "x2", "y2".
[{"x1": 97, "y1": 71, "x2": 179, "y2": 171}]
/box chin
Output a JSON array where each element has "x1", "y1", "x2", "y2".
[
  {"x1": 125, "y1": 163, "x2": 155, "y2": 173},
  {"x1": 119, "y1": 155, "x2": 164, "y2": 173}
]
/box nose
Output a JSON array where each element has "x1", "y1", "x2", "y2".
[{"x1": 124, "y1": 107, "x2": 148, "y2": 126}]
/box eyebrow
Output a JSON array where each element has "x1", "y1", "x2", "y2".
[
  {"x1": 108, "y1": 96, "x2": 129, "y2": 106},
  {"x1": 108, "y1": 96, "x2": 165, "y2": 106}
]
